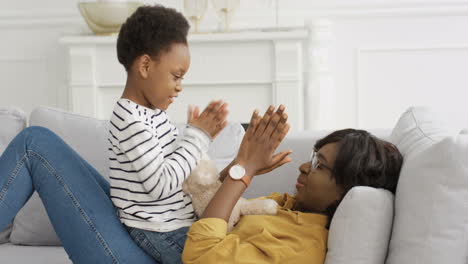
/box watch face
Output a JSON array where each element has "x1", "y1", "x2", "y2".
[{"x1": 229, "y1": 165, "x2": 245, "y2": 180}]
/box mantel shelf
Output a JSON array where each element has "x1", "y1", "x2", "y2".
[{"x1": 59, "y1": 28, "x2": 308, "y2": 45}]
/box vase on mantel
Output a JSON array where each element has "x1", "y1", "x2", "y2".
[{"x1": 78, "y1": 0, "x2": 142, "y2": 35}]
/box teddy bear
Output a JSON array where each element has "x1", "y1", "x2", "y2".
[{"x1": 182, "y1": 155, "x2": 279, "y2": 231}]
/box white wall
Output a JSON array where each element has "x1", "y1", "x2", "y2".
[
  {"x1": 331, "y1": 15, "x2": 468, "y2": 129},
  {"x1": 0, "y1": 0, "x2": 274, "y2": 117},
  {"x1": 2, "y1": 0, "x2": 468, "y2": 129}
]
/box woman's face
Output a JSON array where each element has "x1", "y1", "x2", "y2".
[{"x1": 294, "y1": 143, "x2": 343, "y2": 213}]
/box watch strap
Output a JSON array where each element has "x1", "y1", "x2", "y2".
[{"x1": 240, "y1": 175, "x2": 251, "y2": 187}]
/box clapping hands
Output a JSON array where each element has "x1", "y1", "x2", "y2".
[
  {"x1": 188, "y1": 100, "x2": 229, "y2": 139},
  {"x1": 235, "y1": 105, "x2": 292, "y2": 177}
]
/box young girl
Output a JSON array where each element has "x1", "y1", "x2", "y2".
[{"x1": 108, "y1": 4, "x2": 230, "y2": 263}]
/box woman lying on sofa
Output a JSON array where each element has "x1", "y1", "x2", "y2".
[
  {"x1": 181, "y1": 109, "x2": 403, "y2": 264},
  {"x1": 0, "y1": 107, "x2": 402, "y2": 264}
]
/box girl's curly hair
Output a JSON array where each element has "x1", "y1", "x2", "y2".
[{"x1": 117, "y1": 5, "x2": 190, "y2": 72}]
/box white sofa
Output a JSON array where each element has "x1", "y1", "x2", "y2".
[{"x1": 0, "y1": 106, "x2": 467, "y2": 264}]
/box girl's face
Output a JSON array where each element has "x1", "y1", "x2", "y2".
[
  {"x1": 140, "y1": 43, "x2": 191, "y2": 111},
  {"x1": 294, "y1": 143, "x2": 344, "y2": 213}
]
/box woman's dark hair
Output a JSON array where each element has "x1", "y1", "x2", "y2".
[
  {"x1": 314, "y1": 129, "x2": 403, "y2": 222},
  {"x1": 116, "y1": 5, "x2": 190, "y2": 72}
]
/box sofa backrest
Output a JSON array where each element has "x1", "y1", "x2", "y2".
[
  {"x1": 28, "y1": 106, "x2": 393, "y2": 199},
  {"x1": 29, "y1": 106, "x2": 245, "y2": 181},
  {"x1": 30, "y1": 106, "x2": 111, "y2": 179}
]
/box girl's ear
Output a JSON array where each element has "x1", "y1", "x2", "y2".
[{"x1": 136, "y1": 54, "x2": 151, "y2": 79}]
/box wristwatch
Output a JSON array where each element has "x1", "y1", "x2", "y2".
[{"x1": 229, "y1": 164, "x2": 251, "y2": 187}]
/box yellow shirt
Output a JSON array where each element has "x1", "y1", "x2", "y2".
[{"x1": 182, "y1": 193, "x2": 328, "y2": 264}]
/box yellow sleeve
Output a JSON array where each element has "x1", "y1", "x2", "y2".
[{"x1": 182, "y1": 218, "x2": 324, "y2": 264}]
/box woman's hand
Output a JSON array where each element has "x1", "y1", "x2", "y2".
[
  {"x1": 235, "y1": 105, "x2": 291, "y2": 177},
  {"x1": 201, "y1": 105, "x2": 291, "y2": 222},
  {"x1": 254, "y1": 150, "x2": 292, "y2": 175}
]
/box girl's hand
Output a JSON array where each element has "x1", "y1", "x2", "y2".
[
  {"x1": 235, "y1": 105, "x2": 291, "y2": 177},
  {"x1": 188, "y1": 100, "x2": 229, "y2": 139}
]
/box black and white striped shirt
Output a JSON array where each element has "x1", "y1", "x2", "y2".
[{"x1": 108, "y1": 99, "x2": 210, "y2": 232}]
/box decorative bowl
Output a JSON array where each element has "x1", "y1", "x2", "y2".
[{"x1": 78, "y1": 2, "x2": 143, "y2": 35}]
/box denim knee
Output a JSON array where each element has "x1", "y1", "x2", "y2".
[
  {"x1": 21, "y1": 126, "x2": 56, "y2": 139},
  {"x1": 17, "y1": 126, "x2": 60, "y2": 149}
]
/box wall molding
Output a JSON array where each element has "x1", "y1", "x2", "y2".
[
  {"x1": 354, "y1": 44, "x2": 468, "y2": 127},
  {"x1": 357, "y1": 45, "x2": 468, "y2": 53},
  {"x1": 95, "y1": 80, "x2": 273, "y2": 89},
  {"x1": 0, "y1": 56, "x2": 45, "y2": 62},
  {"x1": 0, "y1": 9, "x2": 81, "y2": 27}
]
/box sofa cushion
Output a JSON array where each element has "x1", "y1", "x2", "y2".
[
  {"x1": 0, "y1": 243, "x2": 70, "y2": 264},
  {"x1": 0, "y1": 107, "x2": 27, "y2": 153},
  {"x1": 10, "y1": 107, "x2": 109, "y2": 246},
  {"x1": 325, "y1": 186, "x2": 394, "y2": 264},
  {"x1": 386, "y1": 106, "x2": 468, "y2": 264},
  {"x1": 0, "y1": 226, "x2": 11, "y2": 245},
  {"x1": 0, "y1": 107, "x2": 27, "y2": 244},
  {"x1": 10, "y1": 106, "x2": 244, "y2": 246}
]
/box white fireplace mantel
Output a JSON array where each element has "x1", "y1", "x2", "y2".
[{"x1": 59, "y1": 25, "x2": 333, "y2": 131}]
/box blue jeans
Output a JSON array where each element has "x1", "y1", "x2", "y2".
[
  {"x1": 126, "y1": 226, "x2": 189, "y2": 264},
  {"x1": 0, "y1": 126, "x2": 157, "y2": 264}
]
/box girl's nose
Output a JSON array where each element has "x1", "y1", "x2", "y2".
[{"x1": 175, "y1": 84, "x2": 182, "y2": 92}]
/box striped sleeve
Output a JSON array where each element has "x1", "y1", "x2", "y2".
[{"x1": 110, "y1": 112, "x2": 210, "y2": 201}]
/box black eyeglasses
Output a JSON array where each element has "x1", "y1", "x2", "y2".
[{"x1": 309, "y1": 150, "x2": 333, "y2": 172}]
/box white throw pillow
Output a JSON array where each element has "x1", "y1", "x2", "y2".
[
  {"x1": 0, "y1": 107, "x2": 27, "y2": 154},
  {"x1": 325, "y1": 186, "x2": 394, "y2": 264},
  {"x1": 386, "y1": 106, "x2": 468, "y2": 264},
  {"x1": 0, "y1": 107, "x2": 27, "y2": 244}
]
